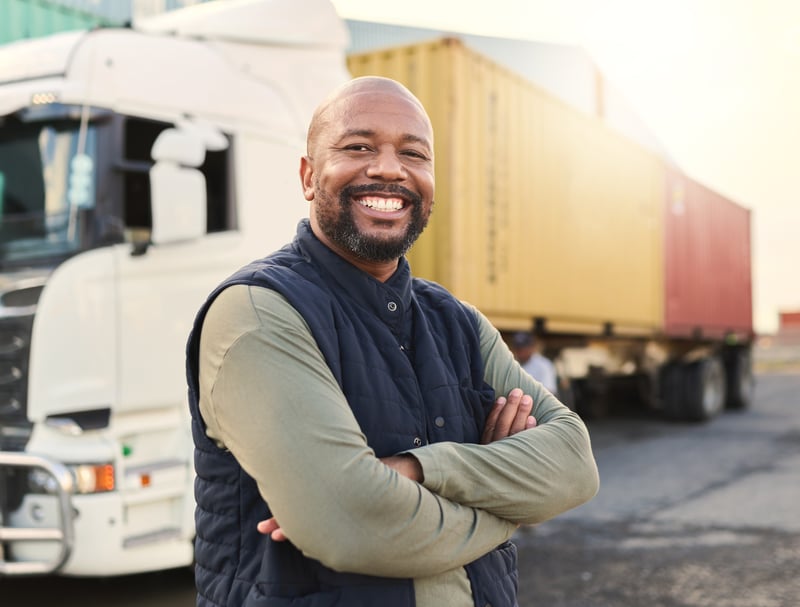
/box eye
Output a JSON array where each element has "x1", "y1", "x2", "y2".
[
  {"x1": 401, "y1": 149, "x2": 429, "y2": 161},
  {"x1": 342, "y1": 143, "x2": 372, "y2": 152}
]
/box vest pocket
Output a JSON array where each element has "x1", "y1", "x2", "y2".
[{"x1": 464, "y1": 541, "x2": 519, "y2": 607}]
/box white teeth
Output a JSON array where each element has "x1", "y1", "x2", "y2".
[{"x1": 357, "y1": 196, "x2": 404, "y2": 212}]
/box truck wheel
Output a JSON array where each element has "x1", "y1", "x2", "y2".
[
  {"x1": 573, "y1": 366, "x2": 609, "y2": 419},
  {"x1": 659, "y1": 361, "x2": 684, "y2": 419},
  {"x1": 725, "y1": 349, "x2": 755, "y2": 410},
  {"x1": 684, "y1": 356, "x2": 727, "y2": 422}
]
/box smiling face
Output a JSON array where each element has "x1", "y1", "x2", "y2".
[{"x1": 300, "y1": 77, "x2": 435, "y2": 280}]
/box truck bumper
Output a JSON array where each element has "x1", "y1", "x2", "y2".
[{"x1": 0, "y1": 451, "x2": 74, "y2": 575}]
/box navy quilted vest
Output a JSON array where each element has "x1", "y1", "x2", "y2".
[{"x1": 186, "y1": 220, "x2": 519, "y2": 606}]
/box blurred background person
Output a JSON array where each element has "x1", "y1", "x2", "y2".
[{"x1": 513, "y1": 331, "x2": 559, "y2": 397}]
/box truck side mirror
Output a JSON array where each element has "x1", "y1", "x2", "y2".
[{"x1": 149, "y1": 129, "x2": 206, "y2": 245}]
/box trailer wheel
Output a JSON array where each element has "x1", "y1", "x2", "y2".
[
  {"x1": 659, "y1": 361, "x2": 684, "y2": 419},
  {"x1": 725, "y1": 349, "x2": 755, "y2": 410},
  {"x1": 572, "y1": 366, "x2": 609, "y2": 419},
  {"x1": 684, "y1": 356, "x2": 727, "y2": 422}
]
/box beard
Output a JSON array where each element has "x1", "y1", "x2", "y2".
[{"x1": 314, "y1": 182, "x2": 431, "y2": 263}]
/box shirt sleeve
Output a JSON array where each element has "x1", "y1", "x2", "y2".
[
  {"x1": 408, "y1": 304, "x2": 600, "y2": 525},
  {"x1": 198, "y1": 285, "x2": 516, "y2": 579}
]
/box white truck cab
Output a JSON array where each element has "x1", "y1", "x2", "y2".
[{"x1": 0, "y1": 0, "x2": 349, "y2": 576}]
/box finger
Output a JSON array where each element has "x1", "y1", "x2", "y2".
[
  {"x1": 257, "y1": 518, "x2": 279, "y2": 535},
  {"x1": 526, "y1": 415, "x2": 537, "y2": 429},
  {"x1": 257, "y1": 518, "x2": 289, "y2": 542},
  {"x1": 481, "y1": 397, "x2": 506, "y2": 444},
  {"x1": 508, "y1": 394, "x2": 534, "y2": 435},
  {"x1": 491, "y1": 389, "x2": 523, "y2": 441}
]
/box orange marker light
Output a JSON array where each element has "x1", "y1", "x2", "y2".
[{"x1": 93, "y1": 464, "x2": 115, "y2": 492}]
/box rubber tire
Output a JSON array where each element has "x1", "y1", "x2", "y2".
[
  {"x1": 659, "y1": 361, "x2": 684, "y2": 419},
  {"x1": 684, "y1": 356, "x2": 727, "y2": 422},
  {"x1": 725, "y1": 348, "x2": 755, "y2": 410}
]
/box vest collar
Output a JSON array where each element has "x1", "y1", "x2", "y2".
[{"x1": 295, "y1": 219, "x2": 413, "y2": 329}]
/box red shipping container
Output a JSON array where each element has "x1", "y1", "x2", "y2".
[
  {"x1": 664, "y1": 168, "x2": 753, "y2": 340},
  {"x1": 779, "y1": 311, "x2": 800, "y2": 333}
]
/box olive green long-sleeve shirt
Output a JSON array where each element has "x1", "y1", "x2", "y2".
[{"x1": 199, "y1": 284, "x2": 598, "y2": 606}]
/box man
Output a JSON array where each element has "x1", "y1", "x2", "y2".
[
  {"x1": 186, "y1": 76, "x2": 598, "y2": 607},
  {"x1": 512, "y1": 331, "x2": 559, "y2": 396}
]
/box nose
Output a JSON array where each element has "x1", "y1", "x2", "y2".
[{"x1": 366, "y1": 146, "x2": 407, "y2": 181}]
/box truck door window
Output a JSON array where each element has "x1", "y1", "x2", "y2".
[{"x1": 122, "y1": 117, "x2": 231, "y2": 235}]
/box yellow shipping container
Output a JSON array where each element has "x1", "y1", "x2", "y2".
[{"x1": 348, "y1": 38, "x2": 665, "y2": 336}]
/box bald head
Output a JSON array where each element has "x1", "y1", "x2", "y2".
[
  {"x1": 306, "y1": 77, "x2": 431, "y2": 158},
  {"x1": 298, "y1": 75, "x2": 436, "y2": 277}
]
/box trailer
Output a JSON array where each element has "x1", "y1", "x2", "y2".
[
  {"x1": 348, "y1": 37, "x2": 755, "y2": 422},
  {"x1": 0, "y1": 0, "x2": 348, "y2": 576}
]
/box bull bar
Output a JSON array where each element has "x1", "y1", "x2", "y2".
[{"x1": 0, "y1": 451, "x2": 75, "y2": 575}]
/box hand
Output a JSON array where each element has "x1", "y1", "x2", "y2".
[
  {"x1": 481, "y1": 388, "x2": 537, "y2": 444},
  {"x1": 257, "y1": 517, "x2": 288, "y2": 542}
]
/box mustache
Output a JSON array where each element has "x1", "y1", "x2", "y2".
[{"x1": 341, "y1": 183, "x2": 422, "y2": 205}]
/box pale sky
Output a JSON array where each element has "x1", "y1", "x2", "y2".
[{"x1": 332, "y1": 0, "x2": 800, "y2": 334}]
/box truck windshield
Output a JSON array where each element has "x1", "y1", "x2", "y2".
[{"x1": 0, "y1": 113, "x2": 98, "y2": 268}]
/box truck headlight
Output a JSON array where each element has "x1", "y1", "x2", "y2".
[
  {"x1": 27, "y1": 467, "x2": 62, "y2": 494},
  {"x1": 28, "y1": 463, "x2": 115, "y2": 495},
  {"x1": 70, "y1": 464, "x2": 115, "y2": 494}
]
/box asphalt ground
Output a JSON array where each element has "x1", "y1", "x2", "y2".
[{"x1": 516, "y1": 371, "x2": 800, "y2": 607}]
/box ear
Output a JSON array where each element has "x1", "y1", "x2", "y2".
[{"x1": 300, "y1": 156, "x2": 315, "y2": 201}]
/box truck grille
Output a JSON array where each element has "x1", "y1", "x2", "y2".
[{"x1": 0, "y1": 316, "x2": 34, "y2": 451}]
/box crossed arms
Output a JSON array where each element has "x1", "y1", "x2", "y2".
[{"x1": 198, "y1": 285, "x2": 599, "y2": 578}]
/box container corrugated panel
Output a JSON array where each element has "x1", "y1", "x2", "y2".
[
  {"x1": 0, "y1": 0, "x2": 213, "y2": 44},
  {"x1": 0, "y1": 0, "x2": 112, "y2": 44},
  {"x1": 779, "y1": 311, "x2": 800, "y2": 330},
  {"x1": 346, "y1": 21, "x2": 668, "y2": 157},
  {"x1": 346, "y1": 20, "x2": 599, "y2": 118},
  {"x1": 40, "y1": 0, "x2": 130, "y2": 22},
  {"x1": 348, "y1": 38, "x2": 665, "y2": 335},
  {"x1": 664, "y1": 168, "x2": 753, "y2": 339}
]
